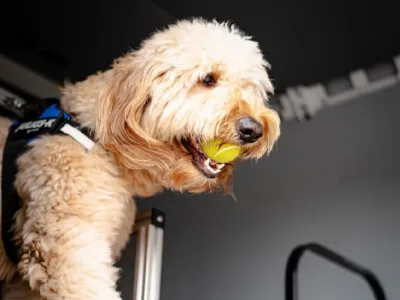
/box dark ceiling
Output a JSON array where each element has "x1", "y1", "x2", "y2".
[{"x1": 1, "y1": 0, "x2": 399, "y2": 94}]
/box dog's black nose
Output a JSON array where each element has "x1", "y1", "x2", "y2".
[{"x1": 237, "y1": 117, "x2": 263, "y2": 144}]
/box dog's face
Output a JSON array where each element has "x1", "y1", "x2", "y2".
[{"x1": 96, "y1": 19, "x2": 280, "y2": 195}]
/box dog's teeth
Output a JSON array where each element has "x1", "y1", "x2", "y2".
[
  {"x1": 216, "y1": 163, "x2": 225, "y2": 170},
  {"x1": 204, "y1": 159, "x2": 221, "y2": 174}
]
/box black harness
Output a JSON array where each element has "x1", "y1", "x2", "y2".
[{"x1": 1, "y1": 104, "x2": 94, "y2": 264}]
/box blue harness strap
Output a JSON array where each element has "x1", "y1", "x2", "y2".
[{"x1": 1, "y1": 104, "x2": 93, "y2": 264}]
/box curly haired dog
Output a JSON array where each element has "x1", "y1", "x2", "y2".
[{"x1": 0, "y1": 18, "x2": 280, "y2": 299}]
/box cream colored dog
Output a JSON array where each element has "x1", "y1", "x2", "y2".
[{"x1": 0, "y1": 18, "x2": 280, "y2": 299}]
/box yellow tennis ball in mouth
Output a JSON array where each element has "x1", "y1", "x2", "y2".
[{"x1": 201, "y1": 138, "x2": 241, "y2": 163}]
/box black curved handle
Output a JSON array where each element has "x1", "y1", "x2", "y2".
[{"x1": 285, "y1": 243, "x2": 387, "y2": 300}]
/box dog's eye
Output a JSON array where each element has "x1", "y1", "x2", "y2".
[{"x1": 201, "y1": 74, "x2": 217, "y2": 87}]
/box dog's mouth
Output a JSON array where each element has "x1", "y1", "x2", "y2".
[{"x1": 181, "y1": 137, "x2": 225, "y2": 179}]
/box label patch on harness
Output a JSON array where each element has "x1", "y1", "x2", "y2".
[
  {"x1": 14, "y1": 118, "x2": 56, "y2": 133},
  {"x1": 10, "y1": 117, "x2": 63, "y2": 141}
]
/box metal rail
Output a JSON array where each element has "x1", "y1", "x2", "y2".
[
  {"x1": 285, "y1": 242, "x2": 387, "y2": 300},
  {"x1": 133, "y1": 208, "x2": 165, "y2": 300}
]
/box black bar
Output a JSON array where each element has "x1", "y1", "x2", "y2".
[
  {"x1": 151, "y1": 208, "x2": 165, "y2": 229},
  {"x1": 285, "y1": 243, "x2": 387, "y2": 300},
  {"x1": 134, "y1": 208, "x2": 166, "y2": 232}
]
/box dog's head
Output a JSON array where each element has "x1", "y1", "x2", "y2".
[{"x1": 95, "y1": 19, "x2": 280, "y2": 195}]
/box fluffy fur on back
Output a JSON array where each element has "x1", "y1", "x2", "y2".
[{"x1": 0, "y1": 18, "x2": 280, "y2": 299}]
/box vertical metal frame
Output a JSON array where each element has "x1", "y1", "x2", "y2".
[{"x1": 133, "y1": 208, "x2": 165, "y2": 300}]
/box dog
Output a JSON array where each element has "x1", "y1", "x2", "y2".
[{"x1": 0, "y1": 18, "x2": 280, "y2": 299}]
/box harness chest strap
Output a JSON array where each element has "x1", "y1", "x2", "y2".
[{"x1": 1, "y1": 104, "x2": 94, "y2": 264}]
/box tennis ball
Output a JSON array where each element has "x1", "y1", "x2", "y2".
[{"x1": 201, "y1": 138, "x2": 241, "y2": 163}]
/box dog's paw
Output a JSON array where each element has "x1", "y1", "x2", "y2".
[{"x1": 18, "y1": 241, "x2": 49, "y2": 290}]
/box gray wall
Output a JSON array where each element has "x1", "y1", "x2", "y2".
[{"x1": 118, "y1": 84, "x2": 400, "y2": 300}]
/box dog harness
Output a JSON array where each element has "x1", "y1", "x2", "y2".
[{"x1": 1, "y1": 104, "x2": 95, "y2": 264}]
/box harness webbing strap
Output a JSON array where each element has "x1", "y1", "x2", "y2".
[
  {"x1": 60, "y1": 123, "x2": 94, "y2": 151},
  {"x1": 1, "y1": 139, "x2": 27, "y2": 264},
  {"x1": 1, "y1": 104, "x2": 94, "y2": 264}
]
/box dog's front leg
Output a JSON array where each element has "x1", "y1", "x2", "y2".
[
  {"x1": 17, "y1": 218, "x2": 121, "y2": 300},
  {"x1": 12, "y1": 136, "x2": 134, "y2": 300}
]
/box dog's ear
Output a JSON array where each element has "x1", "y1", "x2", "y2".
[{"x1": 95, "y1": 52, "x2": 175, "y2": 171}]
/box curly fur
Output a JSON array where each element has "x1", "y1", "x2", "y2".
[{"x1": 0, "y1": 18, "x2": 280, "y2": 299}]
